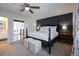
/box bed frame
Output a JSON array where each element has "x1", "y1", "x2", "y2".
[
  {"x1": 26, "y1": 27, "x2": 58, "y2": 54},
  {"x1": 26, "y1": 16, "x2": 59, "y2": 54}
]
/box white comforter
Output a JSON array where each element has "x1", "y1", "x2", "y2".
[{"x1": 28, "y1": 31, "x2": 58, "y2": 41}]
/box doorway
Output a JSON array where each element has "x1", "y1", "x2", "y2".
[{"x1": 13, "y1": 20, "x2": 24, "y2": 41}]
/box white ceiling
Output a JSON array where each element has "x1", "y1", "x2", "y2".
[{"x1": 0, "y1": 3, "x2": 75, "y2": 19}]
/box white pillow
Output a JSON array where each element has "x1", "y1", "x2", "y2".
[
  {"x1": 51, "y1": 26, "x2": 57, "y2": 32},
  {"x1": 40, "y1": 26, "x2": 49, "y2": 33},
  {"x1": 39, "y1": 26, "x2": 57, "y2": 33}
]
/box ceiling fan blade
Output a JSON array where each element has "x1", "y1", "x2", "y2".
[
  {"x1": 24, "y1": 3, "x2": 30, "y2": 7},
  {"x1": 29, "y1": 9, "x2": 34, "y2": 14},
  {"x1": 30, "y1": 6, "x2": 40, "y2": 9},
  {"x1": 21, "y1": 8, "x2": 25, "y2": 12}
]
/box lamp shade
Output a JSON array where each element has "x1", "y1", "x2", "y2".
[
  {"x1": 37, "y1": 25, "x2": 40, "y2": 29},
  {"x1": 25, "y1": 7, "x2": 30, "y2": 11},
  {"x1": 37, "y1": 26, "x2": 40, "y2": 30},
  {"x1": 62, "y1": 25, "x2": 67, "y2": 30}
]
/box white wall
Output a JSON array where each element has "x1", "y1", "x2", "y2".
[
  {"x1": 73, "y1": 4, "x2": 79, "y2": 56},
  {"x1": 73, "y1": 4, "x2": 76, "y2": 39}
]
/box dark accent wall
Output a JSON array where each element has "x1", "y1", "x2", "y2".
[
  {"x1": 58, "y1": 13, "x2": 73, "y2": 33},
  {"x1": 37, "y1": 16, "x2": 59, "y2": 27},
  {"x1": 37, "y1": 13, "x2": 73, "y2": 33}
]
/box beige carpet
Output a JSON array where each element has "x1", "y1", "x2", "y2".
[{"x1": 0, "y1": 40, "x2": 72, "y2": 56}]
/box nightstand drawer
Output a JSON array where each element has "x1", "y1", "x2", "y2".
[{"x1": 58, "y1": 32, "x2": 73, "y2": 44}]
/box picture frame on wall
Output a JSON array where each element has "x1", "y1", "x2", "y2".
[{"x1": 0, "y1": 21, "x2": 5, "y2": 29}]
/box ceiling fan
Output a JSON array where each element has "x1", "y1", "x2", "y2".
[{"x1": 21, "y1": 3, "x2": 40, "y2": 14}]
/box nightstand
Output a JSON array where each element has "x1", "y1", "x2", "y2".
[{"x1": 58, "y1": 32, "x2": 73, "y2": 44}]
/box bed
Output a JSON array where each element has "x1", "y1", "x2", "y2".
[
  {"x1": 27, "y1": 26, "x2": 58, "y2": 54},
  {"x1": 26, "y1": 16, "x2": 59, "y2": 54},
  {"x1": 28, "y1": 26, "x2": 58, "y2": 42}
]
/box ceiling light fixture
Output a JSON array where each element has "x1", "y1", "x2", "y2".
[{"x1": 25, "y1": 7, "x2": 30, "y2": 11}]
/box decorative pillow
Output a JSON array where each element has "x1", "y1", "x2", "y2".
[
  {"x1": 51, "y1": 26, "x2": 57, "y2": 32},
  {"x1": 39, "y1": 26, "x2": 57, "y2": 34},
  {"x1": 40, "y1": 26, "x2": 50, "y2": 33}
]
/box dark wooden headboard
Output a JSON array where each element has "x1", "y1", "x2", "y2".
[{"x1": 37, "y1": 16, "x2": 59, "y2": 27}]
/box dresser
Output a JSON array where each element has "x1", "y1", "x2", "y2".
[{"x1": 58, "y1": 32, "x2": 73, "y2": 44}]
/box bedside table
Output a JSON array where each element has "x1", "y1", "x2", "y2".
[{"x1": 58, "y1": 32, "x2": 73, "y2": 44}]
